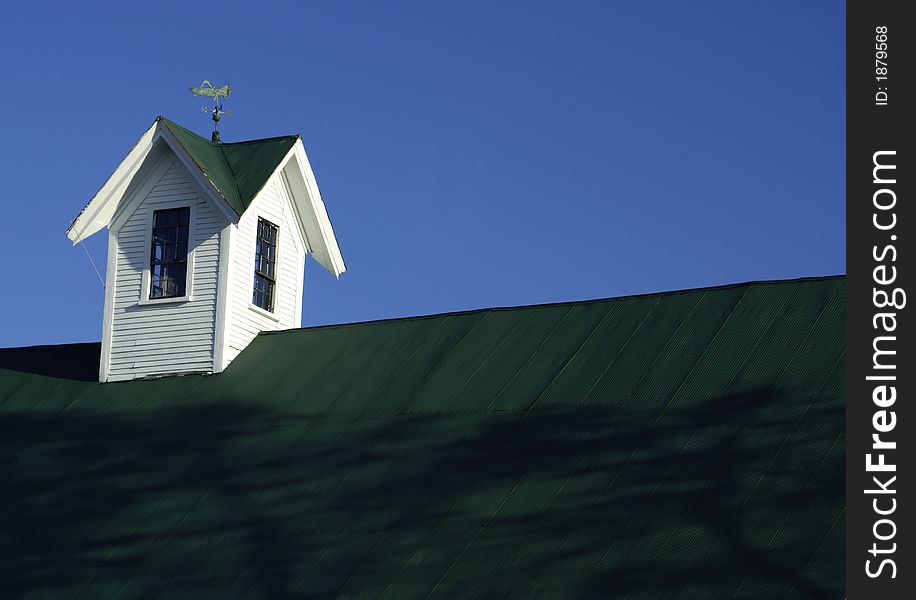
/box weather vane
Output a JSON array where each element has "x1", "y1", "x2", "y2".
[{"x1": 189, "y1": 80, "x2": 231, "y2": 143}]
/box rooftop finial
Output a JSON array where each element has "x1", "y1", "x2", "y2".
[{"x1": 189, "y1": 80, "x2": 232, "y2": 143}]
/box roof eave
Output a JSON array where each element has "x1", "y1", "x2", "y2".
[
  {"x1": 289, "y1": 140, "x2": 347, "y2": 278},
  {"x1": 66, "y1": 118, "x2": 159, "y2": 243}
]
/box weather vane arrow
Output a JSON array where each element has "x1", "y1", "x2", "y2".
[{"x1": 190, "y1": 80, "x2": 232, "y2": 143}]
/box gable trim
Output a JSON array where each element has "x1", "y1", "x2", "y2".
[
  {"x1": 285, "y1": 142, "x2": 347, "y2": 278},
  {"x1": 109, "y1": 148, "x2": 173, "y2": 235},
  {"x1": 67, "y1": 120, "x2": 238, "y2": 245},
  {"x1": 67, "y1": 120, "x2": 158, "y2": 244}
]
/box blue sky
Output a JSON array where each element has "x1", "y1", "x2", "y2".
[{"x1": 0, "y1": 1, "x2": 844, "y2": 347}]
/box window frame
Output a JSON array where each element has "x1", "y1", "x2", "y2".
[
  {"x1": 251, "y1": 217, "x2": 280, "y2": 314},
  {"x1": 138, "y1": 200, "x2": 196, "y2": 305},
  {"x1": 148, "y1": 207, "x2": 191, "y2": 300}
]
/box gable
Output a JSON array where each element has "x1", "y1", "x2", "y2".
[
  {"x1": 108, "y1": 138, "x2": 227, "y2": 234},
  {"x1": 67, "y1": 117, "x2": 346, "y2": 279}
]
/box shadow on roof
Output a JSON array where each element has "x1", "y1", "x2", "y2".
[
  {"x1": 0, "y1": 385, "x2": 843, "y2": 597},
  {"x1": 0, "y1": 343, "x2": 100, "y2": 382}
]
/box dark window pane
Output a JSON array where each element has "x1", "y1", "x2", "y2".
[
  {"x1": 252, "y1": 218, "x2": 279, "y2": 311},
  {"x1": 167, "y1": 263, "x2": 187, "y2": 297},
  {"x1": 149, "y1": 207, "x2": 190, "y2": 299}
]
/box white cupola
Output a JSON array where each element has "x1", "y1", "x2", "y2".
[{"x1": 67, "y1": 116, "x2": 345, "y2": 382}]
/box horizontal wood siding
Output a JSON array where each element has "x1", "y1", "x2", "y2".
[
  {"x1": 226, "y1": 176, "x2": 303, "y2": 364},
  {"x1": 108, "y1": 159, "x2": 227, "y2": 380}
]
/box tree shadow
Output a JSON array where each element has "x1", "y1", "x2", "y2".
[{"x1": 0, "y1": 380, "x2": 843, "y2": 598}]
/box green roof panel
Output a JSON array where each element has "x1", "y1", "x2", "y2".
[
  {"x1": 159, "y1": 117, "x2": 298, "y2": 215},
  {"x1": 0, "y1": 276, "x2": 845, "y2": 598}
]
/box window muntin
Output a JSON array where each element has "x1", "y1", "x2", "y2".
[
  {"x1": 253, "y1": 218, "x2": 279, "y2": 312},
  {"x1": 149, "y1": 207, "x2": 190, "y2": 299}
]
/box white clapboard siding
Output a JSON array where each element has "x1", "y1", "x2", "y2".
[
  {"x1": 107, "y1": 158, "x2": 228, "y2": 380},
  {"x1": 225, "y1": 175, "x2": 304, "y2": 365}
]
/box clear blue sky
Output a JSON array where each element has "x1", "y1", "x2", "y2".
[{"x1": 0, "y1": 1, "x2": 844, "y2": 347}]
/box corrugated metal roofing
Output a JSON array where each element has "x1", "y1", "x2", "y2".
[
  {"x1": 0, "y1": 276, "x2": 844, "y2": 598},
  {"x1": 160, "y1": 117, "x2": 298, "y2": 215}
]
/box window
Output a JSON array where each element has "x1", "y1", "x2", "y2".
[
  {"x1": 149, "y1": 207, "x2": 190, "y2": 299},
  {"x1": 253, "y1": 218, "x2": 279, "y2": 312}
]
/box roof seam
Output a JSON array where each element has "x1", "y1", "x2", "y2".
[
  {"x1": 215, "y1": 144, "x2": 244, "y2": 213},
  {"x1": 725, "y1": 287, "x2": 843, "y2": 520},
  {"x1": 647, "y1": 287, "x2": 749, "y2": 427}
]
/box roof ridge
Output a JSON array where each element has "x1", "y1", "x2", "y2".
[
  {"x1": 218, "y1": 134, "x2": 301, "y2": 145},
  {"x1": 158, "y1": 116, "x2": 298, "y2": 146},
  {"x1": 257, "y1": 274, "x2": 846, "y2": 336},
  {"x1": 158, "y1": 116, "x2": 207, "y2": 142}
]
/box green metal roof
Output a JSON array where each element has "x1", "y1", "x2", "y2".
[
  {"x1": 159, "y1": 117, "x2": 298, "y2": 215},
  {"x1": 0, "y1": 276, "x2": 844, "y2": 598}
]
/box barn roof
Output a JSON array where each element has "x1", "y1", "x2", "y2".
[{"x1": 0, "y1": 276, "x2": 844, "y2": 598}]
